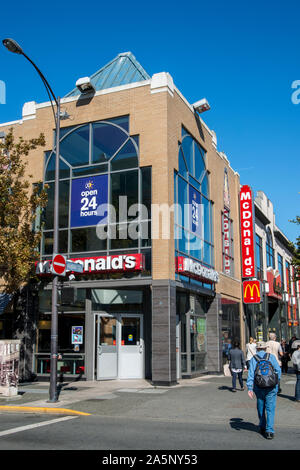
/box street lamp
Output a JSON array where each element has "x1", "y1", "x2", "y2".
[{"x1": 3, "y1": 38, "x2": 61, "y2": 402}]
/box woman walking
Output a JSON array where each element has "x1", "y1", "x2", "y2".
[
  {"x1": 228, "y1": 341, "x2": 247, "y2": 392},
  {"x1": 246, "y1": 337, "x2": 257, "y2": 369}
]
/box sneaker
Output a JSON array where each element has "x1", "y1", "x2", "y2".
[
  {"x1": 259, "y1": 427, "x2": 265, "y2": 436},
  {"x1": 240, "y1": 387, "x2": 245, "y2": 391},
  {"x1": 265, "y1": 432, "x2": 274, "y2": 440},
  {"x1": 232, "y1": 388, "x2": 237, "y2": 392}
]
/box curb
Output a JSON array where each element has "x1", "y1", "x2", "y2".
[{"x1": 0, "y1": 406, "x2": 91, "y2": 416}]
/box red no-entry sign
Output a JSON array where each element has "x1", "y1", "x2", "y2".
[{"x1": 51, "y1": 254, "x2": 67, "y2": 276}]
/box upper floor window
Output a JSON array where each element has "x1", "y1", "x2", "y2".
[
  {"x1": 286, "y1": 261, "x2": 291, "y2": 294},
  {"x1": 277, "y1": 253, "x2": 284, "y2": 286},
  {"x1": 41, "y1": 116, "x2": 151, "y2": 269},
  {"x1": 256, "y1": 234, "x2": 264, "y2": 280},
  {"x1": 266, "y1": 228, "x2": 275, "y2": 269},
  {"x1": 174, "y1": 128, "x2": 214, "y2": 268}
]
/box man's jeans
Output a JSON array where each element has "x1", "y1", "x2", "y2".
[
  {"x1": 295, "y1": 371, "x2": 300, "y2": 401},
  {"x1": 232, "y1": 371, "x2": 243, "y2": 389},
  {"x1": 254, "y1": 387, "x2": 278, "y2": 434}
]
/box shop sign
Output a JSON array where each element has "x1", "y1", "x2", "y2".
[
  {"x1": 70, "y1": 174, "x2": 108, "y2": 228},
  {"x1": 266, "y1": 268, "x2": 282, "y2": 299},
  {"x1": 176, "y1": 256, "x2": 219, "y2": 284},
  {"x1": 222, "y1": 208, "x2": 231, "y2": 275},
  {"x1": 243, "y1": 280, "x2": 261, "y2": 304},
  {"x1": 240, "y1": 185, "x2": 255, "y2": 278},
  {"x1": 36, "y1": 253, "x2": 144, "y2": 276}
]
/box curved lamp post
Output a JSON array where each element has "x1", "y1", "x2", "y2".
[{"x1": 3, "y1": 38, "x2": 61, "y2": 402}]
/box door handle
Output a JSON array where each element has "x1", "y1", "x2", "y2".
[
  {"x1": 139, "y1": 345, "x2": 143, "y2": 354},
  {"x1": 98, "y1": 345, "x2": 102, "y2": 355}
]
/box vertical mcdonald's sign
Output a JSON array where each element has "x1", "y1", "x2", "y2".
[
  {"x1": 240, "y1": 185, "x2": 255, "y2": 278},
  {"x1": 243, "y1": 280, "x2": 261, "y2": 304}
]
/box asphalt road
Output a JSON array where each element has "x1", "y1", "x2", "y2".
[{"x1": 0, "y1": 374, "x2": 299, "y2": 452}]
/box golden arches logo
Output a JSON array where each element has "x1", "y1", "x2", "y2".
[{"x1": 244, "y1": 282, "x2": 260, "y2": 300}]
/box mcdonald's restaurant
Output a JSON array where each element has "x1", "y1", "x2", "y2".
[{"x1": 0, "y1": 52, "x2": 244, "y2": 384}]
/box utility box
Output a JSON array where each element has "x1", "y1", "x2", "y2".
[{"x1": 0, "y1": 340, "x2": 21, "y2": 397}]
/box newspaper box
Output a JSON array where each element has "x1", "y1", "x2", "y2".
[{"x1": 0, "y1": 340, "x2": 21, "y2": 397}]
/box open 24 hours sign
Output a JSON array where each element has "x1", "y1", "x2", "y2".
[{"x1": 71, "y1": 175, "x2": 108, "y2": 228}]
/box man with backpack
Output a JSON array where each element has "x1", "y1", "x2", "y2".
[{"x1": 246, "y1": 341, "x2": 281, "y2": 440}]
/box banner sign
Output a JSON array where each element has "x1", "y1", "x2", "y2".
[
  {"x1": 243, "y1": 280, "x2": 261, "y2": 304},
  {"x1": 189, "y1": 186, "x2": 203, "y2": 238},
  {"x1": 36, "y1": 253, "x2": 144, "y2": 276},
  {"x1": 240, "y1": 185, "x2": 255, "y2": 278},
  {"x1": 0, "y1": 340, "x2": 21, "y2": 397},
  {"x1": 222, "y1": 208, "x2": 231, "y2": 275},
  {"x1": 71, "y1": 174, "x2": 108, "y2": 228},
  {"x1": 176, "y1": 256, "x2": 219, "y2": 284}
]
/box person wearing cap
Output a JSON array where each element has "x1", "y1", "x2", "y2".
[{"x1": 246, "y1": 340, "x2": 281, "y2": 440}]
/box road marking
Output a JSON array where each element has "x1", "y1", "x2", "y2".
[{"x1": 0, "y1": 416, "x2": 77, "y2": 438}]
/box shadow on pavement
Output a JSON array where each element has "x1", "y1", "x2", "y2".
[
  {"x1": 277, "y1": 393, "x2": 296, "y2": 402},
  {"x1": 230, "y1": 418, "x2": 259, "y2": 434}
]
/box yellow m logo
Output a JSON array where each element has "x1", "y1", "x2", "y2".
[{"x1": 244, "y1": 282, "x2": 260, "y2": 300}]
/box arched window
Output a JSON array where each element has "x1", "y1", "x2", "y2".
[
  {"x1": 174, "y1": 127, "x2": 213, "y2": 268},
  {"x1": 41, "y1": 116, "x2": 151, "y2": 269},
  {"x1": 266, "y1": 228, "x2": 275, "y2": 268}
]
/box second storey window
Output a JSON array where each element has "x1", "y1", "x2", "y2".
[
  {"x1": 256, "y1": 234, "x2": 263, "y2": 280},
  {"x1": 266, "y1": 228, "x2": 275, "y2": 269}
]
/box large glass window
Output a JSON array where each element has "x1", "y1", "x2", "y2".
[
  {"x1": 278, "y1": 253, "x2": 284, "y2": 285},
  {"x1": 256, "y1": 234, "x2": 264, "y2": 280},
  {"x1": 266, "y1": 228, "x2": 275, "y2": 268},
  {"x1": 174, "y1": 127, "x2": 214, "y2": 271},
  {"x1": 41, "y1": 117, "x2": 151, "y2": 269}
]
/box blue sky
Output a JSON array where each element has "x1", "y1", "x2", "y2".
[{"x1": 0, "y1": 0, "x2": 299, "y2": 243}]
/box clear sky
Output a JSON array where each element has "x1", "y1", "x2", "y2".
[{"x1": 0, "y1": 0, "x2": 299, "y2": 242}]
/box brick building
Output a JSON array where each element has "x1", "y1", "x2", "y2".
[{"x1": 0, "y1": 52, "x2": 243, "y2": 383}]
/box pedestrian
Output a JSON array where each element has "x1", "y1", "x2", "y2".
[
  {"x1": 247, "y1": 341, "x2": 281, "y2": 440},
  {"x1": 266, "y1": 333, "x2": 283, "y2": 392},
  {"x1": 280, "y1": 339, "x2": 290, "y2": 374},
  {"x1": 228, "y1": 340, "x2": 247, "y2": 392},
  {"x1": 291, "y1": 344, "x2": 300, "y2": 402},
  {"x1": 289, "y1": 336, "x2": 299, "y2": 356},
  {"x1": 245, "y1": 337, "x2": 257, "y2": 369}
]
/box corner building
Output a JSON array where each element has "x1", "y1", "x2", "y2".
[{"x1": 0, "y1": 53, "x2": 243, "y2": 384}]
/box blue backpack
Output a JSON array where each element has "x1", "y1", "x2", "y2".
[{"x1": 254, "y1": 353, "x2": 278, "y2": 388}]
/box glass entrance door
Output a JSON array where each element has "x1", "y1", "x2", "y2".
[
  {"x1": 118, "y1": 315, "x2": 144, "y2": 379},
  {"x1": 96, "y1": 314, "x2": 144, "y2": 380},
  {"x1": 96, "y1": 315, "x2": 118, "y2": 380}
]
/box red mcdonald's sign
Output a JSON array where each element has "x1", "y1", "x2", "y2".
[
  {"x1": 243, "y1": 280, "x2": 261, "y2": 304},
  {"x1": 240, "y1": 185, "x2": 255, "y2": 278}
]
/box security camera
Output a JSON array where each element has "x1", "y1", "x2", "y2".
[
  {"x1": 193, "y1": 98, "x2": 210, "y2": 114},
  {"x1": 69, "y1": 274, "x2": 76, "y2": 281},
  {"x1": 76, "y1": 77, "x2": 96, "y2": 94}
]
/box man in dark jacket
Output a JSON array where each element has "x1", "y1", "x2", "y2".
[{"x1": 228, "y1": 341, "x2": 246, "y2": 392}]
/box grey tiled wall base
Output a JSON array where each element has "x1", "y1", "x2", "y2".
[{"x1": 151, "y1": 281, "x2": 177, "y2": 386}]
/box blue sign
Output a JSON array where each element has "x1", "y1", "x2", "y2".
[
  {"x1": 189, "y1": 186, "x2": 202, "y2": 237},
  {"x1": 71, "y1": 174, "x2": 108, "y2": 228}
]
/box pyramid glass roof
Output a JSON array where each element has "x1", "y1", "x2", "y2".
[{"x1": 64, "y1": 52, "x2": 150, "y2": 98}]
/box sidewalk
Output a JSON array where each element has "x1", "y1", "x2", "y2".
[{"x1": 0, "y1": 372, "x2": 299, "y2": 424}]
